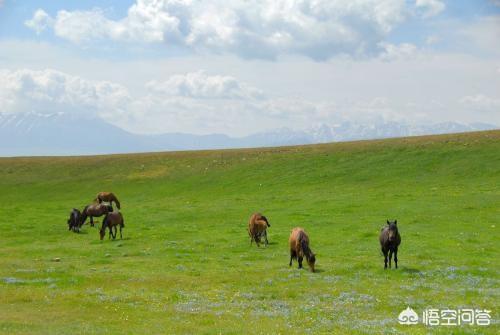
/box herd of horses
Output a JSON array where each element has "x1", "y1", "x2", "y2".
[
  {"x1": 67, "y1": 192, "x2": 124, "y2": 240},
  {"x1": 247, "y1": 213, "x2": 401, "y2": 271},
  {"x1": 67, "y1": 194, "x2": 402, "y2": 270}
]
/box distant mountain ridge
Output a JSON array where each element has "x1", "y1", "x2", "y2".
[{"x1": 0, "y1": 112, "x2": 497, "y2": 156}]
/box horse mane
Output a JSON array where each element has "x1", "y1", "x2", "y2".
[{"x1": 300, "y1": 237, "x2": 313, "y2": 261}]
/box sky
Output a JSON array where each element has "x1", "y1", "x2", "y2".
[{"x1": 0, "y1": 0, "x2": 499, "y2": 136}]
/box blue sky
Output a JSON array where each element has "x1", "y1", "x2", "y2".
[{"x1": 0, "y1": 0, "x2": 499, "y2": 135}]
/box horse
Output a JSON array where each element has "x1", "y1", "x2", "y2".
[
  {"x1": 379, "y1": 220, "x2": 401, "y2": 269},
  {"x1": 67, "y1": 208, "x2": 81, "y2": 232},
  {"x1": 81, "y1": 203, "x2": 113, "y2": 227},
  {"x1": 100, "y1": 211, "x2": 124, "y2": 240},
  {"x1": 248, "y1": 213, "x2": 271, "y2": 246},
  {"x1": 95, "y1": 192, "x2": 121, "y2": 209},
  {"x1": 289, "y1": 227, "x2": 316, "y2": 272}
]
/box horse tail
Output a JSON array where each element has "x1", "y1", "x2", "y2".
[
  {"x1": 114, "y1": 197, "x2": 121, "y2": 210},
  {"x1": 102, "y1": 213, "x2": 108, "y2": 228}
]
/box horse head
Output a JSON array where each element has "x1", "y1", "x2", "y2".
[{"x1": 386, "y1": 220, "x2": 398, "y2": 242}]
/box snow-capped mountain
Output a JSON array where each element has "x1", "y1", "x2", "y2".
[{"x1": 0, "y1": 112, "x2": 497, "y2": 156}]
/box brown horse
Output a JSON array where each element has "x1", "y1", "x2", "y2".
[
  {"x1": 248, "y1": 213, "x2": 271, "y2": 246},
  {"x1": 379, "y1": 220, "x2": 401, "y2": 269},
  {"x1": 100, "y1": 211, "x2": 124, "y2": 240},
  {"x1": 81, "y1": 203, "x2": 112, "y2": 227},
  {"x1": 289, "y1": 227, "x2": 316, "y2": 272},
  {"x1": 95, "y1": 192, "x2": 121, "y2": 209}
]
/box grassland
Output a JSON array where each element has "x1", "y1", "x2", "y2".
[{"x1": 0, "y1": 131, "x2": 499, "y2": 334}]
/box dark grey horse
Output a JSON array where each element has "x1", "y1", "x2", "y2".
[
  {"x1": 67, "y1": 208, "x2": 82, "y2": 232},
  {"x1": 379, "y1": 220, "x2": 401, "y2": 269}
]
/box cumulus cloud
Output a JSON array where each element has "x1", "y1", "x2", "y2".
[
  {"x1": 24, "y1": 9, "x2": 54, "y2": 34},
  {"x1": 0, "y1": 68, "x2": 329, "y2": 134},
  {"x1": 146, "y1": 71, "x2": 265, "y2": 100},
  {"x1": 25, "y1": 0, "x2": 409, "y2": 59},
  {"x1": 0, "y1": 69, "x2": 130, "y2": 117},
  {"x1": 415, "y1": 0, "x2": 445, "y2": 18}
]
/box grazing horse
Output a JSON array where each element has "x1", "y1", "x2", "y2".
[
  {"x1": 379, "y1": 220, "x2": 401, "y2": 269},
  {"x1": 67, "y1": 208, "x2": 82, "y2": 232},
  {"x1": 248, "y1": 213, "x2": 271, "y2": 246},
  {"x1": 95, "y1": 192, "x2": 121, "y2": 209},
  {"x1": 289, "y1": 227, "x2": 316, "y2": 272},
  {"x1": 100, "y1": 211, "x2": 124, "y2": 240},
  {"x1": 81, "y1": 203, "x2": 112, "y2": 227}
]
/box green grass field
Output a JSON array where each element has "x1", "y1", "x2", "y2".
[{"x1": 0, "y1": 131, "x2": 499, "y2": 334}]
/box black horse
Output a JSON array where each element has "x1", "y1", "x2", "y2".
[
  {"x1": 67, "y1": 208, "x2": 82, "y2": 232},
  {"x1": 379, "y1": 220, "x2": 401, "y2": 269}
]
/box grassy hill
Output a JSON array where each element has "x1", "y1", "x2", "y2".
[{"x1": 0, "y1": 131, "x2": 499, "y2": 334}]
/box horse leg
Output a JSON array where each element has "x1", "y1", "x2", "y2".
[
  {"x1": 394, "y1": 247, "x2": 398, "y2": 269},
  {"x1": 289, "y1": 250, "x2": 296, "y2": 266},
  {"x1": 90, "y1": 216, "x2": 94, "y2": 227},
  {"x1": 264, "y1": 231, "x2": 269, "y2": 246},
  {"x1": 298, "y1": 256, "x2": 303, "y2": 269},
  {"x1": 113, "y1": 226, "x2": 117, "y2": 239},
  {"x1": 389, "y1": 249, "x2": 393, "y2": 269},
  {"x1": 383, "y1": 249, "x2": 388, "y2": 269}
]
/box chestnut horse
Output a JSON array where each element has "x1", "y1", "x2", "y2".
[
  {"x1": 95, "y1": 192, "x2": 121, "y2": 209},
  {"x1": 289, "y1": 227, "x2": 316, "y2": 272},
  {"x1": 248, "y1": 212, "x2": 271, "y2": 246}
]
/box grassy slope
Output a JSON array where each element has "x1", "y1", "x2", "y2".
[{"x1": 0, "y1": 131, "x2": 499, "y2": 334}]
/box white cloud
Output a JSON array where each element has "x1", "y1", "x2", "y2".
[
  {"x1": 24, "y1": 9, "x2": 54, "y2": 34},
  {"x1": 415, "y1": 0, "x2": 445, "y2": 18},
  {"x1": 460, "y1": 94, "x2": 500, "y2": 113},
  {"x1": 0, "y1": 69, "x2": 130, "y2": 117},
  {"x1": 2, "y1": 59, "x2": 499, "y2": 136},
  {"x1": 25, "y1": 0, "x2": 408, "y2": 59},
  {"x1": 379, "y1": 42, "x2": 417, "y2": 61},
  {"x1": 146, "y1": 71, "x2": 265, "y2": 100}
]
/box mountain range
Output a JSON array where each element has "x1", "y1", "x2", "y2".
[{"x1": 0, "y1": 112, "x2": 497, "y2": 156}]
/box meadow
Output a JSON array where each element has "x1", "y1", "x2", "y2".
[{"x1": 0, "y1": 131, "x2": 499, "y2": 334}]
